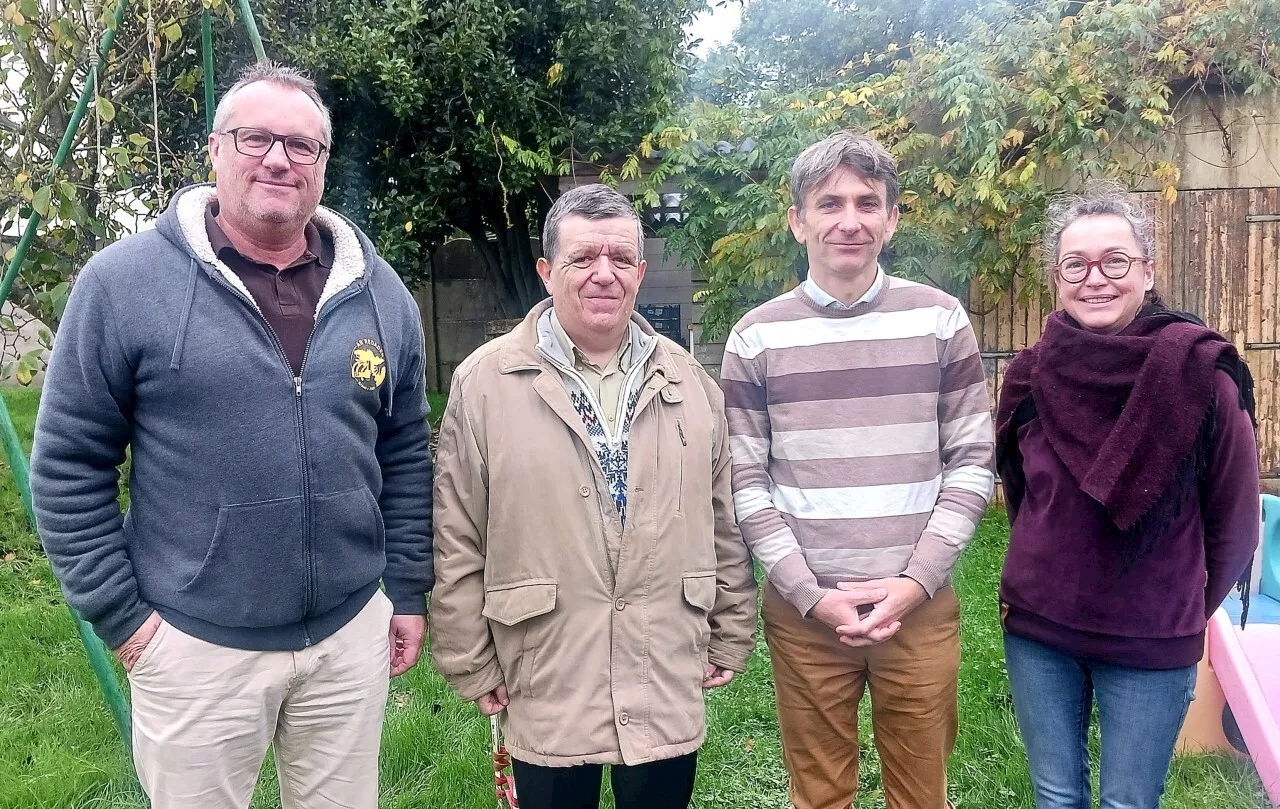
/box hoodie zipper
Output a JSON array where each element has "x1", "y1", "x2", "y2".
[{"x1": 204, "y1": 270, "x2": 362, "y2": 647}]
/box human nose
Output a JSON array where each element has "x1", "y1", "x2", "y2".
[
  {"x1": 588, "y1": 255, "x2": 619, "y2": 283},
  {"x1": 1082, "y1": 261, "x2": 1110, "y2": 285},
  {"x1": 837, "y1": 205, "x2": 862, "y2": 232},
  {"x1": 260, "y1": 138, "x2": 292, "y2": 170}
]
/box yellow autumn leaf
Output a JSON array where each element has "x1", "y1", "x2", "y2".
[{"x1": 546, "y1": 62, "x2": 564, "y2": 87}]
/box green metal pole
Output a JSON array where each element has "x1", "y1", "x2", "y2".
[
  {"x1": 201, "y1": 9, "x2": 215, "y2": 134},
  {"x1": 235, "y1": 0, "x2": 266, "y2": 62},
  {"x1": 0, "y1": 0, "x2": 129, "y2": 310},
  {"x1": 0, "y1": 401, "x2": 133, "y2": 749},
  {"x1": 0, "y1": 0, "x2": 135, "y2": 753}
]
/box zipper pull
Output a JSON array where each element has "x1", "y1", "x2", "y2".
[
  {"x1": 295, "y1": 377, "x2": 303, "y2": 397},
  {"x1": 677, "y1": 420, "x2": 686, "y2": 446}
]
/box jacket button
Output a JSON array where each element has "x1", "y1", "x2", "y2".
[
  {"x1": 618, "y1": 711, "x2": 630, "y2": 725},
  {"x1": 579, "y1": 485, "x2": 591, "y2": 497},
  {"x1": 615, "y1": 598, "x2": 626, "y2": 611}
]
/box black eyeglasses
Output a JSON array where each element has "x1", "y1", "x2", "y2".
[
  {"x1": 220, "y1": 127, "x2": 328, "y2": 165},
  {"x1": 1054, "y1": 251, "x2": 1151, "y2": 284}
]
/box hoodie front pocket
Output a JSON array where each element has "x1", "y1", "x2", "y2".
[
  {"x1": 178, "y1": 495, "x2": 306, "y2": 627},
  {"x1": 310, "y1": 486, "x2": 385, "y2": 615}
]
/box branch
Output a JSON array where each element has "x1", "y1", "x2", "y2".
[{"x1": 18, "y1": 43, "x2": 84, "y2": 156}]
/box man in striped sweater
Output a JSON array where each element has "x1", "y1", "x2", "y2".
[{"x1": 722, "y1": 131, "x2": 995, "y2": 809}]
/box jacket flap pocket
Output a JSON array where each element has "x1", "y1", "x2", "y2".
[
  {"x1": 682, "y1": 573, "x2": 717, "y2": 613},
  {"x1": 483, "y1": 580, "x2": 558, "y2": 627},
  {"x1": 661, "y1": 386, "x2": 684, "y2": 403}
]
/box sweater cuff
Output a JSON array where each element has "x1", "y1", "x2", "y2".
[
  {"x1": 901, "y1": 558, "x2": 951, "y2": 598},
  {"x1": 383, "y1": 580, "x2": 428, "y2": 615},
  {"x1": 790, "y1": 582, "x2": 827, "y2": 618},
  {"x1": 95, "y1": 598, "x2": 155, "y2": 650}
]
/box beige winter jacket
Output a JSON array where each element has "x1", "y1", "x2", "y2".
[{"x1": 430, "y1": 300, "x2": 757, "y2": 767}]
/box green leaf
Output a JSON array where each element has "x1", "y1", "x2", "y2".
[
  {"x1": 31, "y1": 185, "x2": 52, "y2": 218},
  {"x1": 163, "y1": 22, "x2": 182, "y2": 43},
  {"x1": 96, "y1": 96, "x2": 116, "y2": 123}
]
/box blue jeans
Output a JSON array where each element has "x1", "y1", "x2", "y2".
[{"x1": 1004, "y1": 633, "x2": 1198, "y2": 809}]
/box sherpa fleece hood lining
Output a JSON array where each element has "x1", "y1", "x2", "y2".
[{"x1": 173, "y1": 185, "x2": 366, "y2": 316}]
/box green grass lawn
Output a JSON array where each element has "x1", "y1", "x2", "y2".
[{"x1": 0, "y1": 388, "x2": 1271, "y2": 808}]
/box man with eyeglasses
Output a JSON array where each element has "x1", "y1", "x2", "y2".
[{"x1": 31, "y1": 61, "x2": 433, "y2": 809}]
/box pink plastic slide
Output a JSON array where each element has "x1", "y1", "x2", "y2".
[{"x1": 1208, "y1": 608, "x2": 1280, "y2": 804}]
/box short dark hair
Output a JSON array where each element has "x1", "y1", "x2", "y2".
[
  {"x1": 542, "y1": 184, "x2": 644, "y2": 263},
  {"x1": 213, "y1": 61, "x2": 332, "y2": 145},
  {"x1": 791, "y1": 130, "x2": 900, "y2": 215}
]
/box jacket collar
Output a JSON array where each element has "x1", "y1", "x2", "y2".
[
  {"x1": 169, "y1": 184, "x2": 367, "y2": 315},
  {"x1": 499, "y1": 299, "x2": 684, "y2": 384}
]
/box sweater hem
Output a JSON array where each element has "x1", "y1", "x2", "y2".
[
  {"x1": 1002, "y1": 604, "x2": 1205, "y2": 669},
  {"x1": 154, "y1": 581, "x2": 379, "y2": 651}
]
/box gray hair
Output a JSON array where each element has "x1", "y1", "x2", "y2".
[
  {"x1": 791, "y1": 130, "x2": 901, "y2": 215},
  {"x1": 1041, "y1": 180, "x2": 1157, "y2": 279},
  {"x1": 542, "y1": 184, "x2": 644, "y2": 263},
  {"x1": 212, "y1": 61, "x2": 332, "y2": 145}
]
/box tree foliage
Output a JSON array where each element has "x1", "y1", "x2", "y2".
[
  {"x1": 261, "y1": 0, "x2": 700, "y2": 316},
  {"x1": 1, "y1": 0, "x2": 233, "y2": 381},
  {"x1": 692, "y1": 0, "x2": 1019, "y2": 102},
  {"x1": 646, "y1": 0, "x2": 1280, "y2": 339},
  {"x1": 3, "y1": 0, "x2": 701, "y2": 357}
]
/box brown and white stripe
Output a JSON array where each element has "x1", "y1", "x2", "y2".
[{"x1": 722, "y1": 276, "x2": 995, "y2": 616}]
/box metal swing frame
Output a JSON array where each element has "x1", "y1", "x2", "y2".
[{"x1": 0, "y1": 0, "x2": 268, "y2": 753}]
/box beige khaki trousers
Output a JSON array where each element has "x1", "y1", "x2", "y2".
[
  {"x1": 126, "y1": 590, "x2": 393, "y2": 809},
  {"x1": 763, "y1": 582, "x2": 961, "y2": 809}
]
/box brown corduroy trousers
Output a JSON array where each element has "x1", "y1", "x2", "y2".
[{"x1": 763, "y1": 582, "x2": 961, "y2": 809}]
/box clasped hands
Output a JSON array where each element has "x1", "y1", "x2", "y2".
[{"x1": 809, "y1": 576, "x2": 927, "y2": 647}]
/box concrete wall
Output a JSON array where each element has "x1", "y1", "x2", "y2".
[
  {"x1": 1167, "y1": 92, "x2": 1280, "y2": 191},
  {"x1": 420, "y1": 234, "x2": 698, "y2": 390},
  {"x1": 420, "y1": 239, "x2": 511, "y2": 391}
]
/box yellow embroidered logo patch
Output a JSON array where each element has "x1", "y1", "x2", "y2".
[{"x1": 351, "y1": 338, "x2": 387, "y2": 391}]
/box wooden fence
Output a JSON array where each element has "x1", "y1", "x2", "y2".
[{"x1": 972, "y1": 187, "x2": 1280, "y2": 478}]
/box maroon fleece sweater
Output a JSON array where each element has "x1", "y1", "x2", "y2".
[{"x1": 999, "y1": 370, "x2": 1259, "y2": 669}]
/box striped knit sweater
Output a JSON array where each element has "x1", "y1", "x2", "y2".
[{"x1": 722, "y1": 276, "x2": 996, "y2": 616}]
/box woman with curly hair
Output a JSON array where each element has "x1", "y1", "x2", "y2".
[{"x1": 996, "y1": 182, "x2": 1259, "y2": 809}]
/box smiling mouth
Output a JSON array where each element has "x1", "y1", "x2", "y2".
[{"x1": 1081, "y1": 296, "x2": 1117, "y2": 304}]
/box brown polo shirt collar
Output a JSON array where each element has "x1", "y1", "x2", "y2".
[{"x1": 204, "y1": 202, "x2": 334, "y2": 270}]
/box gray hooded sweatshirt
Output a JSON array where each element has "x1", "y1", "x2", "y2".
[{"x1": 31, "y1": 183, "x2": 433, "y2": 651}]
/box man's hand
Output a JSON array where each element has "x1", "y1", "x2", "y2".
[
  {"x1": 476, "y1": 684, "x2": 510, "y2": 716},
  {"x1": 702, "y1": 664, "x2": 735, "y2": 689},
  {"x1": 833, "y1": 577, "x2": 927, "y2": 648},
  {"x1": 809, "y1": 584, "x2": 888, "y2": 637},
  {"x1": 389, "y1": 614, "x2": 427, "y2": 677},
  {"x1": 114, "y1": 611, "x2": 162, "y2": 672}
]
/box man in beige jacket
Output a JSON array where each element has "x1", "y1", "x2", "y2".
[{"x1": 431, "y1": 183, "x2": 757, "y2": 809}]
